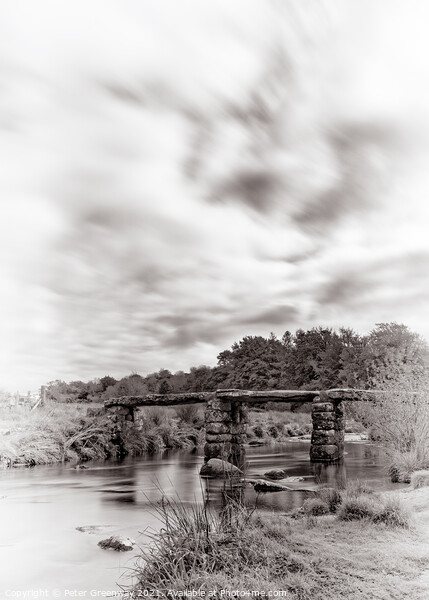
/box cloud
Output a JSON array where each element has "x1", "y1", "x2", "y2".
[
  {"x1": 1, "y1": 1, "x2": 429, "y2": 391},
  {"x1": 239, "y1": 305, "x2": 299, "y2": 327}
]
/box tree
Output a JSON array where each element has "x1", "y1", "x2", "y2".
[
  {"x1": 100, "y1": 375, "x2": 117, "y2": 392},
  {"x1": 364, "y1": 323, "x2": 429, "y2": 386}
]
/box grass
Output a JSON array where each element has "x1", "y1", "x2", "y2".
[
  {"x1": 411, "y1": 470, "x2": 429, "y2": 489},
  {"x1": 0, "y1": 404, "x2": 111, "y2": 466},
  {"x1": 0, "y1": 403, "x2": 204, "y2": 468},
  {"x1": 387, "y1": 448, "x2": 429, "y2": 483},
  {"x1": 247, "y1": 410, "x2": 312, "y2": 443},
  {"x1": 350, "y1": 373, "x2": 429, "y2": 484},
  {"x1": 128, "y1": 483, "x2": 429, "y2": 599}
]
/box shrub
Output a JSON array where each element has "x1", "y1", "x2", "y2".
[
  {"x1": 252, "y1": 425, "x2": 264, "y2": 438},
  {"x1": 316, "y1": 487, "x2": 343, "y2": 512},
  {"x1": 144, "y1": 407, "x2": 169, "y2": 426},
  {"x1": 267, "y1": 425, "x2": 279, "y2": 438},
  {"x1": 371, "y1": 496, "x2": 410, "y2": 528},
  {"x1": 387, "y1": 449, "x2": 429, "y2": 483},
  {"x1": 175, "y1": 404, "x2": 203, "y2": 425},
  {"x1": 302, "y1": 498, "x2": 329, "y2": 516},
  {"x1": 344, "y1": 479, "x2": 375, "y2": 497},
  {"x1": 410, "y1": 469, "x2": 429, "y2": 489},
  {"x1": 337, "y1": 494, "x2": 381, "y2": 521},
  {"x1": 352, "y1": 371, "x2": 429, "y2": 472}
]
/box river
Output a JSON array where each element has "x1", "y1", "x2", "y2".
[{"x1": 0, "y1": 441, "x2": 399, "y2": 595}]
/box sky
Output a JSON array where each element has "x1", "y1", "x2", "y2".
[{"x1": 1, "y1": 0, "x2": 429, "y2": 392}]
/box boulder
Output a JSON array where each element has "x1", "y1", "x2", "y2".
[
  {"x1": 98, "y1": 536, "x2": 135, "y2": 551},
  {"x1": 200, "y1": 458, "x2": 242, "y2": 478},
  {"x1": 248, "y1": 479, "x2": 290, "y2": 492}
]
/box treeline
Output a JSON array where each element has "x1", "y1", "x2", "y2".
[{"x1": 45, "y1": 322, "x2": 428, "y2": 403}]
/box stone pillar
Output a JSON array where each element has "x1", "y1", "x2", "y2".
[
  {"x1": 310, "y1": 391, "x2": 344, "y2": 462},
  {"x1": 230, "y1": 401, "x2": 248, "y2": 469},
  {"x1": 204, "y1": 393, "x2": 248, "y2": 467},
  {"x1": 105, "y1": 405, "x2": 135, "y2": 456}
]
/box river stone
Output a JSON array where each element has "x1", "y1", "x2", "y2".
[
  {"x1": 205, "y1": 409, "x2": 232, "y2": 424},
  {"x1": 310, "y1": 444, "x2": 339, "y2": 461},
  {"x1": 206, "y1": 422, "x2": 231, "y2": 435},
  {"x1": 199, "y1": 458, "x2": 242, "y2": 478},
  {"x1": 203, "y1": 442, "x2": 232, "y2": 460},
  {"x1": 264, "y1": 469, "x2": 287, "y2": 480},
  {"x1": 312, "y1": 412, "x2": 337, "y2": 430},
  {"x1": 248, "y1": 479, "x2": 289, "y2": 492},
  {"x1": 206, "y1": 433, "x2": 232, "y2": 443},
  {"x1": 208, "y1": 398, "x2": 232, "y2": 411},
  {"x1": 311, "y1": 429, "x2": 337, "y2": 445},
  {"x1": 98, "y1": 536, "x2": 135, "y2": 551}
]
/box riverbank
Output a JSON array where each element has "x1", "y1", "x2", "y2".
[
  {"x1": 130, "y1": 484, "x2": 429, "y2": 599},
  {"x1": 0, "y1": 404, "x2": 327, "y2": 468},
  {"x1": 0, "y1": 404, "x2": 203, "y2": 467}
]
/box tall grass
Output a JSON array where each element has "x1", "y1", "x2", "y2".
[
  {"x1": 128, "y1": 481, "x2": 425, "y2": 599},
  {"x1": 0, "y1": 403, "x2": 204, "y2": 468},
  {"x1": 247, "y1": 410, "x2": 312, "y2": 443},
  {"x1": 0, "y1": 405, "x2": 111, "y2": 466}
]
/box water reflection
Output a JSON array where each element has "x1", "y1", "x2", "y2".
[{"x1": 312, "y1": 460, "x2": 347, "y2": 489}]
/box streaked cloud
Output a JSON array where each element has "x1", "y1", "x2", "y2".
[{"x1": 1, "y1": 0, "x2": 429, "y2": 391}]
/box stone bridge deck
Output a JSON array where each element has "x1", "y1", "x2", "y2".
[{"x1": 104, "y1": 388, "x2": 389, "y2": 465}]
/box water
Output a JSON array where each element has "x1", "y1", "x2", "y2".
[{"x1": 0, "y1": 441, "x2": 398, "y2": 594}]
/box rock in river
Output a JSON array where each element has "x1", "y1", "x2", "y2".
[
  {"x1": 264, "y1": 469, "x2": 287, "y2": 480},
  {"x1": 98, "y1": 536, "x2": 136, "y2": 552},
  {"x1": 200, "y1": 458, "x2": 242, "y2": 478}
]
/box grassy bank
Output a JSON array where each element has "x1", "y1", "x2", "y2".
[
  {"x1": 0, "y1": 404, "x2": 204, "y2": 467},
  {"x1": 0, "y1": 404, "x2": 324, "y2": 468},
  {"x1": 129, "y1": 482, "x2": 429, "y2": 599}
]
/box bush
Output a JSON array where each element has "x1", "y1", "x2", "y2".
[
  {"x1": 344, "y1": 479, "x2": 375, "y2": 497},
  {"x1": 175, "y1": 404, "x2": 203, "y2": 425},
  {"x1": 252, "y1": 425, "x2": 264, "y2": 438},
  {"x1": 352, "y1": 371, "x2": 429, "y2": 473},
  {"x1": 371, "y1": 496, "x2": 410, "y2": 528},
  {"x1": 387, "y1": 449, "x2": 429, "y2": 483},
  {"x1": 337, "y1": 494, "x2": 381, "y2": 521},
  {"x1": 316, "y1": 487, "x2": 343, "y2": 513},
  {"x1": 410, "y1": 469, "x2": 429, "y2": 489},
  {"x1": 267, "y1": 425, "x2": 279, "y2": 438},
  {"x1": 302, "y1": 498, "x2": 329, "y2": 516}
]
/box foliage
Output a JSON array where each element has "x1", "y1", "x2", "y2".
[
  {"x1": 315, "y1": 486, "x2": 343, "y2": 513},
  {"x1": 350, "y1": 367, "x2": 429, "y2": 482},
  {"x1": 128, "y1": 486, "x2": 426, "y2": 599},
  {"x1": 41, "y1": 323, "x2": 428, "y2": 407},
  {"x1": 410, "y1": 470, "x2": 429, "y2": 489},
  {"x1": 175, "y1": 404, "x2": 203, "y2": 425},
  {"x1": 302, "y1": 498, "x2": 330, "y2": 516},
  {"x1": 387, "y1": 449, "x2": 429, "y2": 483},
  {"x1": 247, "y1": 410, "x2": 312, "y2": 443}
]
